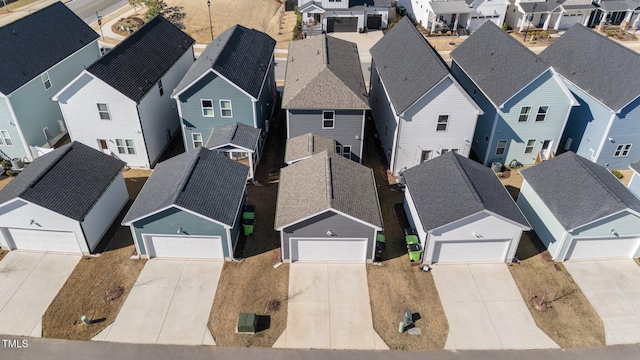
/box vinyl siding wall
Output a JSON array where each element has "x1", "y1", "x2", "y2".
[
  {"x1": 0, "y1": 97, "x2": 24, "y2": 159},
  {"x1": 600, "y1": 96, "x2": 640, "y2": 169},
  {"x1": 80, "y1": 175, "x2": 128, "y2": 252},
  {"x1": 254, "y1": 59, "x2": 276, "y2": 131},
  {"x1": 178, "y1": 72, "x2": 254, "y2": 151},
  {"x1": 287, "y1": 109, "x2": 364, "y2": 163},
  {"x1": 229, "y1": 191, "x2": 247, "y2": 254},
  {"x1": 404, "y1": 188, "x2": 428, "y2": 246},
  {"x1": 369, "y1": 60, "x2": 398, "y2": 167},
  {"x1": 628, "y1": 171, "x2": 640, "y2": 199}
]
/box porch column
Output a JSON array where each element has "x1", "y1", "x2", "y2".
[
  {"x1": 249, "y1": 153, "x2": 254, "y2": 180},
  {"x1": 554, "y1": 11, "x2": 563, "y2": 29},
  {"x1": 543, "y1": 12, "x2": 552, "y2": 30},
  {"x1": 632, "y1": 12, "x2": 640, "y2": 30},
  {"x1": 519, "y1": 12, "x2": 528, "y2": 32},
  {"x1": 431, "y1": 12, "x2": 437, "y2": 32},
  {"x1": 583, "y1": 10, "x2": 592, "y2": 26},
  {"x1": 598, "y1": 10, "x2": 608, "y2": 31},
  {"x1": 621, "y1": 10, "x2": 633, "y2": 30},
  {"x1": 453, "y1": 13, "x2": 459, "y2": 31}
]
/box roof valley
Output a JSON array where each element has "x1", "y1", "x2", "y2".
[{"x1": 452, "y1": 155, "x2": 483, "y2": 204}]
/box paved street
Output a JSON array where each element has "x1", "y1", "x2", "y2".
[{"x1": 66, "y1": 0, "x2": 127, "y2": 23}]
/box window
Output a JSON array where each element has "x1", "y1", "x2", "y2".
[
  {"x1": 518, "y1": 106, "x2": 531, "y2": 122},
  {"x1": 420, "y1": 150, "x2": 432, "y2": 162},
  {"x1": 335, "y1": 144, "x2": 342, "y2": 154},
  {"x1": 436, "y1": 115, "x2": 449, "y2": 131},
  {"x1": 192, "y1": 133, "x2": 203, "y2": 148},
  {"x1": 614, "y1": 144, "x2": 632, "y2": 157},
  {"x1": 158, "y1": 80, "x2": 164, "y2": 96},
  {"x1": 342, "y1": 145, "x2": 351, "y2": 159},
  {"x1": 535, "y1": 106, "x2": 548, "y2": 122},
  {"x1": 496, "y1": 140, "x2": 507, "y2": 155},
  {"x1": 219, "y1": 100, "x2": 232, "y2": 118},
  {"x1": 116, "y1": 139, "x2": 136, "y2": 155},
  {"x1": 322, "y1": 111, "x2": 335, "y2": 129},
  {"x1": 524, "y1": 139, "x2": 536, "y2": 154},
  {"x1": 0, "y1": 130, "x2": 13, "y2": 146},
  {"x1": 201, "y1": 100, "x2": 214, "y2": 117},
  {"x1": 41, "y1": 72, "x2": 52, "y2": 90},
  {"x1": 97, "y1": 103, "x2": 111, "y2": 120}
]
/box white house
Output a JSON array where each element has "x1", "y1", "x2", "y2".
[
  {"x1": 298, "y1": 0, "x2": 391, "y2": 34},
  {"x1": 53, "y1": 16, "x2": 195, "y2": 168},
  {"x1": 504, "y1": 0, "x2": 596, "y2": 32},
  {"x1": 398, "y1": 0, "x2": 509, "y2": 32}
]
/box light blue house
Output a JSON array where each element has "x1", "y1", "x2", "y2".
[
  {"x1": 628, "y1": 162, "x2": 640, "y2": 199},
  {"x1": 0, "y1": 2, "x2": 100, "y2": 161},
  {"x1": 539, "y1": 24, "x2": 640, "y2": 170},
  {"x1": 171, "y1": 25, "x2": 276, "y2": 152},
  {"x1": 450, "y1": 22, "x2": 578, "y2": 167},
  {"x1": 518, "y1": 152, "x2": 640, "y2": 261}
]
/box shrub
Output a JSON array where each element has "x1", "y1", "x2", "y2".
[
  {"x1": 502, "y1": 23, "x2": 508, "y2": 31},
  {"x1": 611, "y1": 170, "x2": 624, "y2": 179},
  {"x1": 293, "y1": 6, "x2": 301, "y2": 40}
]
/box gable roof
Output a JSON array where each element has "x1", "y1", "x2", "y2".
[
  {"x1": 275, "y1": 151, "x2": 382, "y2": 229},
  {"x1": 450, "y1": 21, "x2": 550, "y2": 107},
  {"x1": 597, "y1": 0, "x2": 640, "y2": 11},
  {"x1": 370, "y1": 17, "x2": 451, "y2": 115},
  {"x1": 172, "y1": 25, "x2": 275, "y2": 99},
  {"x1": 403, "y1": 152, "x2": 530, "y2": 232},
  {"x1": 86, "y1": 16, "x2": 194, "y2": 103},
  {"x1": 282, "y1": 35, "x2": 369, "y2": 110},
  {"x1": 123, "y1": 148, "x2": 248, "y2": 227},
  {"x1": 521, "y1": 152, "x2": 640, "y2": 230},
  {"x1": 539, "y1": 24, "x2": 640, "y2": 112},
  {"x1": 0, "y1": 142, "x2": 125, "y2": 221},
  {"x1": 205, "y1": 122, "x2": 261, "y2": 151},
  {"x1": 0, "y1": 2, "x2": 99, "y2": 95},
  {"x1": 284, "y1": 132, "x2": 336, "y2": 164}
]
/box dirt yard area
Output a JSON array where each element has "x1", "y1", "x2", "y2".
[
  {"x1": 42, "y1": 168, "x2": 151, "y2": 340},
  {"x1": 364, "y1": 120, "x2": 448, "y2": 350},
  {"x1": 0, "y1": 175, "x2": 13, "y2": 190}
]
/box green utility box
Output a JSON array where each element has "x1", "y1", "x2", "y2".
[
  {"x1": 237, "y1": 313, "x2": 257, "y2": 333},
  {"x1": 243, "y1": 218, "x2": 255, "y2": 236}
]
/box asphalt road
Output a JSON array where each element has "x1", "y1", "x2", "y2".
[{"x1": 66, "y1": 0, "x2": 128, "y2": 23}]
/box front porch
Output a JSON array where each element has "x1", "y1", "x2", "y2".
[
  {"x1": 591, "y1": 6, "x2": 640, "y2": 31},
  {"x1": 426, "y1": 1, "x2": 474, "y2": 34}
]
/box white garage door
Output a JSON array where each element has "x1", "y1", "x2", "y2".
[
  {"x1": 8, "y1": 228, "x2": 80, "y2": 253},
  {"x1": 565, "y1": 237, "x2": 640, "y2": 260},
  {"x1": 145, "y1": 235, "x2": 224, "y2": 259},
  {"x1": 432, "y1": 239, "x2": 510, "y2": 263},
  {"x1": 292, "y1": 238, "x2": 367, "y2": 262},
  {"x1": 558, "y1": 14, "x2": 583, "y2": 30},
  {"x1": 468, "y1": 16, "x2": 500, "y2": 32}
]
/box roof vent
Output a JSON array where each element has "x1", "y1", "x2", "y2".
[{"x1": 13, "y1": 30, "x2": 17, "y2": 35}]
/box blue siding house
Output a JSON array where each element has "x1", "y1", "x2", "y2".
[
  {"x1": 122, "y1": 148, "x2": 249, "y2": 260},
  {"x1": 171, "y1": 25, "x2": 276, "y2": 152},
  {"x1": 0, "y1": 2, "x2": 100, "y2": 161},
  {"x1": 539, "y1": 24, "x2": 640, "y2": 170},
  {"x1": 450, "y1": 22, "x2": 578, "y2": 167}
]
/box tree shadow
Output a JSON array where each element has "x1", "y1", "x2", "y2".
[{"x1": 164, "y1": 6, "x2": 186, "y2": 30}]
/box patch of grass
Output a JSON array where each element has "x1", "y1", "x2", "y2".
[{"x1": 509, "y1": 231, "x2": 606, "y2": 348}]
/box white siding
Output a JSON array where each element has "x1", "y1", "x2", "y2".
[
  {"x1": 0, "y1": 199, "x2": 88, "y2": 253},
  {"x1": 56, "y1": 73, "x2": 149, "y2": 167},
  {"x1": 404, "y1": 188, "x2": 429, "y2": 248},
  {"x1": 80, "y1": 174, "x2": 129, "y2": 251},
  {"x1": 369, "y1": 61, "x2": 399, "y2": 167}
]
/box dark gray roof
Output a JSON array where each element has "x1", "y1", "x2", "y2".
[
  {"x1": 0, "y1": 2, "x2": 98, "y2": 95},
  {"x1": 275, "y1": 151, "x2": 383, "y2": 229},
  {"x1": 0, "y1": 142, "x2": 125, "y2": 221},
  {"x1": 450, "y1": 21, "x2": 549, "y2": 107},
  {"x1": 403, "y1": 152, "x2": 530, "y2": 232},
  {"x1": 521, "y1": 152, "x2": 640, "y2": 230},
  {"x1": 598, "y1": 0, "x2": 640, "y2": 11},
  {"x1": 123, "y1": 148, "x2": 248, "y2": 227},
  {"x1": 173, "y1": 25, "x2": 275, "y2": 99},
  {"x1": 205, "y1": 122, "x2": 261, "y2": 151},
  {"x1": 87, "y1": 16, "x2": 194, "y2": 103},
  {"x1": 539, "y1": 24, "x2": 640, "y2": 112},
  {"x1": 370, "y1": 17, "x2": 450, "y2": 115}
]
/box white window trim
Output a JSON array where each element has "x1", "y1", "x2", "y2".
[
  {"x1": 97, "y1": 103, "x2": 111, "y2": 121},
  {"x1": 342, "y1": 145, "x2": 352, "y2": 160},
  {"x1": 436, "y1": 115, "x2": 449, "y2": 132},
  {"x1": 524, "y1": 139, "x2": 536, "y2": 154},
  {"x1": 115, "y1": 139, "x2": 136, "y2": 155},
  {"x1": 0, "y1": 130, "x2": 14, "y2": 147},
  {"x1": 322, "y1": 111, "x2": 335, "y2": 129},
  {"x1": 41, "y1": 72, "x2": 52, "y2": 90},
  {"x1": 535, "y1": 105, "x2": 549, "y2": 122},
  {"x1": 192, "y1": 133, "x2": 203, "y2": 148},
  {"x1": 518, "y1": 106, "x2": 531, "y2": 122},
  {"x1": 219, "y1": 99, "x2": 233, "y2": 118},
  {"x1": 201, "y1": 99, "x2": 214, "y2": 117},
  {"x1": 496, "y1": 139, "x2": 508, "y2": 155}
]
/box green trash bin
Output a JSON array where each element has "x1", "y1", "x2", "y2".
[
  {"x1": 242, "y1": 211, "x2": 255, "y2": 220},
  {"x1": 243, "y1": 218, "x2": 255, "y2": 236},
  {"x1": 237, "y1": 313, "x2": 257, "y2": 333}
]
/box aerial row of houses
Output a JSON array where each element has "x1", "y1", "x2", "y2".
[{"x1": 0, "y1": 3, "x2": 639, "y2": 263}]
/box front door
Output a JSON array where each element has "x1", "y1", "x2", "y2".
[
  {"x1": 541, "y1": 139, "x2": 552, "y2": 159},
  {"x1": 98, "y1": 139, "x2": 110, "y2": 154}
]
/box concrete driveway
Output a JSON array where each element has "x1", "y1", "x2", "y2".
[
  {"x1": 0, "y1": 251, "x2": 80, "y2": 336},
  {"x1": 273, "y1": 263, "x2": 387, "y2": 350},
  {"x1": 93, "y1": 259, "x2": 222, "y2": 345},
  {"x1": 328, "y1": 31, "x2": 383, "y2": 64},
  {"x1": 564, "y1": 259, "x2": 640, "y2": 345},
  {"x1": 432, "y1": 264, "x2": 559, "y2": 350}
]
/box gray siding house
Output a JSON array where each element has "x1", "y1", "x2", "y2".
[
  {"x1": 518, "y1": 152, "x2": 640, "y2": 261},
  {"x1": 282, "y1": 35, "x2": 369, "y2": 163},
  {"x1": 539, "y1": 24, "x2": 640, "y2": 170},
  {"x1": 0, "y1": 2, "x2": 100, "y2": 161},
  {"x1": 122, "y1": 148, "x2": 249, "y2": 260},
  {"x1": 450, "y1": 22, "x2": 578, "y2": 167},
  {"x1": 172, "y1": 25, "x2": 276, "y2": 152},
  {"x1": 275, "y1": 151, "x2": 383, "y2": 263},
  {"x1": 369, "y1": 17, "x2": 482, "y2": 176}
]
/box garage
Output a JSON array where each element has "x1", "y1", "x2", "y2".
[
  {"x1": 468, "y1": 16, "x2": 500, "y2": 32},
  {"x1": 367, "y1": 15, "x2": 382, "y2": 30},
  {"x1": 564, "y1": 237, "x2": 640, "y2": 260},
  {"x1": 144, "y1": 235, "x2": 224, "y2": 259},
  {"x1": 558, "y1": 14, "x2": 583, "y2": 30},
  {"x1": 291, "y1": 238, "x2": 367, "y2": 262},
  {"x1": 432, "y1": 239, "x2": 510, "y2": 263},
  {"x1": 327, "y1": 17, "x2": 358, "y2": 32},
  {"x1": 7, "y1": 228, "x2": 80, "y2": 253}
]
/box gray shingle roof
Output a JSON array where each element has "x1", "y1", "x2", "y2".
[
  {"x1": 598, "y1": 0, "x2": 640, "y2": 11},
  {"x1": 520, "y1": 1, "x2": 563, "y2": 13},
  {"x1": 430, "y1": 1, "x2": 474, "y2": 14},
  {"x1": 87, "y1": 16, "x2": 194, "y2": 103},
  {"x1": 123, "y1": 148, "x2": 249, "y2": 226},
  {"x1": 370, "y1": 17, "x2": 450, "y2": 115},
  {"x1": 284, "y1": 133, "x2": 336, "y2": 164},
  {"x1": 172, "y1": 25, "x2": 275, "y2": 99},
  {"x1": 282, "y1": 36, "x2": 369, "y2": 110},
  {"x1": 205, "y1": 122, "x2": 261, "y2": 151},
  {"x1": 521, "y1": 152, "x2": 640, "y2": 230},
  {"x1": 450, "y1": 21, "x2": 549, "y2": 107},
  {"x1": 539, "y1": 24, "x2": 640, "y2": 112},
  {"x1": 275, "y1": 151, "x2": 382, "y2": 229},
  {"x1": 403, "y1": 152, "x2": 530, "y2": 232},
  {"x1": 0, "y1": 2, "x2": 99, "y2": 95},
  {"x1": 0, "y1": 142, "x2": 125, "y2": 221}
]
